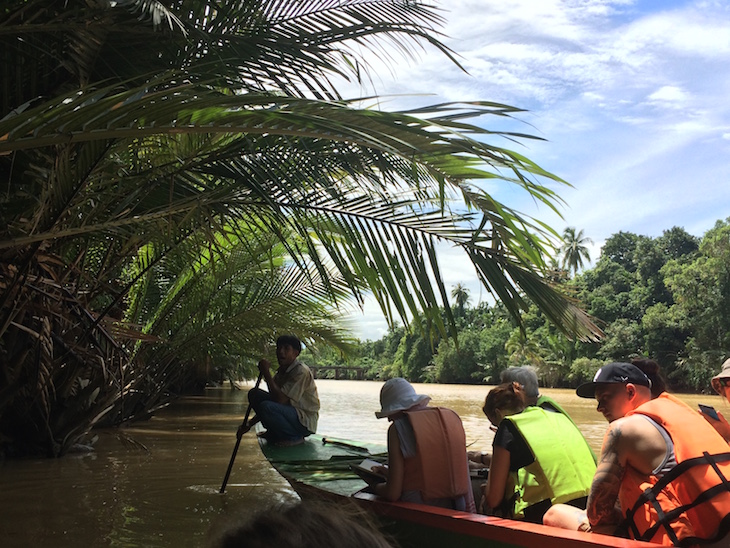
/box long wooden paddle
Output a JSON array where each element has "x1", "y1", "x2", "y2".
[
  {"x1": 219, "y1": 372, "x2": 263, "y2": 493},
  {"x1": 321, "y1": 437, "x2": 371, "y2": 454}
]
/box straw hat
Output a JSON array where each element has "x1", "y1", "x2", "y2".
[
  {"x1": 711, "y1": 358, "x2": 730, "y2": 394},
  {"x1": 375, "y1": 378, "x2": 430, "y2": 419}
]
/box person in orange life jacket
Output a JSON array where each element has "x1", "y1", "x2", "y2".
[
  {"x1": 480, "y1": 382, "x2": 595, "y2": 523},
  {"x1": 467, "y1": 366, "x2": 593, "y2": 470},
  {"x1": 703, "y1": 357, "x2": 730, "y2": 443},
  {"x1": 370, "y1": 378, "x2": 476, "y2": 512},
  {"x1": 238, "y1": 335, "x2": 319, "y2": 447},
  {"x1": 544, "y1": 362, "x2": 730, "y2": 546}
]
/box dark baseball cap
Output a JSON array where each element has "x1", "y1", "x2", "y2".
[{"x1": 576, "y1": 362, "x2": 652, "y2": 398}]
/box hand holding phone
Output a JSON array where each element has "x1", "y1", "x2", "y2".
[{"x1": 699, "y1": 403, "x2": 720, "y2": 421}]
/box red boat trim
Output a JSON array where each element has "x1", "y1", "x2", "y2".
[{"x1": 351, "y1": 491, "x2": 653, "y2": 548}]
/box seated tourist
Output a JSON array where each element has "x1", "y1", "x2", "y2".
[
  {"x1": 703, "y1": 357, "x2": 730, "y2": 442},
  {"x1": 369, "y1": 378, "x2": 475, "y2": 512},
  {"x1": 480, "y1": 382, "x2": 595, "y2": 523},
  {"x1": 468, "y1": 366, "x2": 594, "y2": 469},
  {"x1": 544, "y1": 362, "x2": 730, "y2": 545}
]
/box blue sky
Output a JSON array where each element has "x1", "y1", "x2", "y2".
[{"x1": 341, "y1": 0, "x2": 730, "y2": 340}]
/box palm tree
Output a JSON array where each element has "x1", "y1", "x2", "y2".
[
  {"x1": 0, "y1": 0, "x2": 601, "y2": 456},
  {"x1": 451, "y1": 283, "x2": 471, "y2": 316},
  {"x1": 100, "y1": 229, "x2": 357, "y2": 425},
  {"x1": 546, "y1": 256, "x2": 570, "y2": 284},
  {"x1": 505, "y1": 329, "x2": 545, "y2": 369},
  {"x1": 560, "y1": 227, "x2": 594, "y2": 277}
]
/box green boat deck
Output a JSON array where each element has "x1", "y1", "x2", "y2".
[{"x1": 258, "y1": 430, "x2": 387, "y2": 497}]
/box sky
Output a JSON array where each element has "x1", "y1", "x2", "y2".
[{"x1": 341, "y1": 0, "x2": 730, "y2": 341}]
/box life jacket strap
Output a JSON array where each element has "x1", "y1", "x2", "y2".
[{"x1": 625, "y1": 451, "x2": 730, "y2": 545}]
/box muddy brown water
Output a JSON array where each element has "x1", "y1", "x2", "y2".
[{"x1": 0, "y1": 380, "x2": 721, "y2": 547}]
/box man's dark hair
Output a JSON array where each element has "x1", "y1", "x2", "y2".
[
  {"x1": 631, "y1": 357, "x2": 667, "y2": 398},
  {"x1": 276, "y1": 334, "x2": 302, "y2": 353},
  {"x1": 211, "y1": 500, "x2": 394, "y2": 548}
]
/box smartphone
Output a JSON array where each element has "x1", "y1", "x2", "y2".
[{"x1": 699, "y1": 403, "x2": 720, "y2": 421}]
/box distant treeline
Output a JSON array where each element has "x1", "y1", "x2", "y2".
[{"x1": 303, "y1": 219, "x2": 730, "y2": 393}]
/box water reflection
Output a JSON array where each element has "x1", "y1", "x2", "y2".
[
  {"x1": 0, "y1": 387, "x2": 295, "y2": 547},
  {"x1": 0, "y1": 380, "x2": 723, "y2": 546}
]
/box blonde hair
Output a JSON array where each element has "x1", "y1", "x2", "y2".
[{"x1": 483, "y1": 382, "x2": 527, "y2": 425}]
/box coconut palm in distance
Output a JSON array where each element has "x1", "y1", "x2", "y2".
[
  {"x1": 451, "y1": 283, "x2": 471, "y2": 317},
  {"x1": 560, "y1": 227, "x2": 594, "y2": 277},
  {"x1": 505, "y1": 329, "x2": 545, "y2": 369}
]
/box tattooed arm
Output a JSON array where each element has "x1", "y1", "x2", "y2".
[{"x1": 587, "y1": 421, "x2": 625, "y2": 530}]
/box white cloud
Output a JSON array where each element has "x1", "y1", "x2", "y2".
[
  {"x1": 348, "y1": 298, "x2": 392, "y2": 341},
  {"x1": 648, "y1": 84, "x2": 689, "y2": 103}
]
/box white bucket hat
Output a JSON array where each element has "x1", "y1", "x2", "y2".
[{"x1": 375, "y1": 378, "x2": 430, "y2": 419}]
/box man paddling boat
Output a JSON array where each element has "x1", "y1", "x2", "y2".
[{"x1": 238, "y1": 335, "x2": 320, "y2": 447}]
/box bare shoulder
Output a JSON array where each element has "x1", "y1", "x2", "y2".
[
  {"x1": 610, "y1": 415, "x2": 667, "y2": 474},
  {"x1": 617, "y1": 414, "x2": 665, "y2": 440},
  {"x1": 600, "y1": 416, "x2": 654, "y2": 456},
  {"x1": 602, "y1": 416, "x2": 636, "y2": 443},
  {"x1": 386, "y1": 423, "x2": 398, "y2": 442}
]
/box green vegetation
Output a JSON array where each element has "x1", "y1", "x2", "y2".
[
  {"x1": 312, "y1": 221, "x2": 730, "y2": 394},
  {"x1": 0, "y1": 0, "x2": 596, "y2": 457}
]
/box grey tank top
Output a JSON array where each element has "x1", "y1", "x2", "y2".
[{"x1": 638, "y1": 414, "x2": 677, "y2": 477}]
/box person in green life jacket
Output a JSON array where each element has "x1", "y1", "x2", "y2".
[
  {"x1": 479, "y1": 381, "x2": 596, "y2": 523},
  {"x1": 467, "y1": 366, "x2": 595, "y2": 469},
  {"x1": 503, "y1": 365, "x2": 578, "y2": 416}
]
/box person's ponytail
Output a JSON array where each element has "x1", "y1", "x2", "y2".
[{"x1": 631, "y1": 357, "x2": 667, "y2": 398}]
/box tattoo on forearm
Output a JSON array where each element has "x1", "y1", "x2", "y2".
[{"x1": 588, "y1": 424, "x2": 625, "y2": 527}]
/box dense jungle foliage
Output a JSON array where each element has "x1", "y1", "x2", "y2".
[{"x1": 305, "y1": 220, "x2": 730, "y2": 394}]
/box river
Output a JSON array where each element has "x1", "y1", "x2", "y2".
[{"x1": 0, "y1": 380, "x2": 722, "y2": 547}]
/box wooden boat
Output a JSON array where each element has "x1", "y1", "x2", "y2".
[{"x1": 257, "y1": 430, "x2": 654, "y2": 548}]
